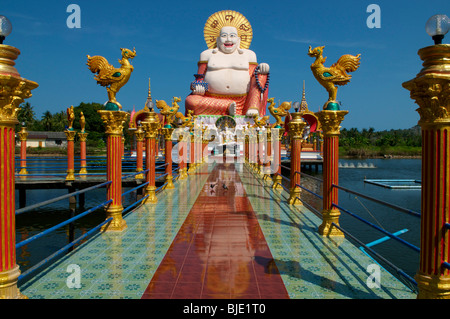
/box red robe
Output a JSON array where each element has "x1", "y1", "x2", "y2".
[{"x1": 185, "y1": 62, "x2": 269, "y2": 116}]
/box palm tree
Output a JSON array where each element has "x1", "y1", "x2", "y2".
[
  {"x1": 17, "y1": 102, "x2": 36, "y2": 127},
  {"x1": 41, "y1": 111, "x2": 53, "y2": 131}
]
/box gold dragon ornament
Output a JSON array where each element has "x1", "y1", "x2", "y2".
[
  {"x1": 87, "y1": 48, "x2": 136, "y2": 110},
  {"x1": 308, "y1": 46, "x2": 361, "y2": 110},
  {"x1": 267, "y1": 97, "x2": 291, "y2": 128},
  {"x1": 156, "y1": 97, "x2": 181, "y2": 128}
]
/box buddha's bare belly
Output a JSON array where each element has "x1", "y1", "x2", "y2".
[{"x1": 205, "y1": 69, "x2": 250, "y2": 95}]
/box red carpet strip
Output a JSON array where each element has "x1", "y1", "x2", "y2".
[{"x1": 141, "y1": 163, "x2": 289, "y2": 299}]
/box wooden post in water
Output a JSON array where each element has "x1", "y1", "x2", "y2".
[
  {"x1": 98, "y1": 110, "x2": 129, "y2": 232},
  {"x1": 316, "y1": 110, "x2": 347, "y2": 237},
  {"x1": 0, "y1": 35, "x2": 38, "y2": 298},
  {"x1": 403, "y1": 43, "x2": 450, "y2": 299}
]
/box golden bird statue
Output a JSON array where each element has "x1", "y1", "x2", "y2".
[
  {"x1": 87, "y1": 48, "x2": 136, "y2": 110},
  {"x1": 308, "y1": 46, "x2": 360, "y2": 110},
  {"x1": 251, "y1": 114, "x2": 270, "y2": 128},
  {"x1": 176, "y1": 109, "x2": 197, "y2": 130},
  {"x1": 156, "y1": 97, "x2": 181, "y2": 128},
  {"x1": 267, "y1": 98, "x2": 291, "y2": 128}
]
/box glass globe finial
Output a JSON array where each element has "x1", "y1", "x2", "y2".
[
  {"x1": 425, "y1": 14, "x2": 450, "y2": 44},
  {"x1": 0, "y1": 15, "x2": 12, "y2": 44}
]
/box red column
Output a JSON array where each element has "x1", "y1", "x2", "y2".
[
  {"x1": 287, "y1": 113, "x2": 305, "y2": 205},
  {"x1": 263, "y1": 131, "x2": 272, "y2": 180},
  {"x1": 0, "y1": 42, "x2": 38, "y2": 299},
  {"x1": 0, "y1": 126, "x2": 18, "y2": 281},
  {"x1": 142, "y1": 111, "x2": 160, "y2": 203},
  {"x1": 316, "y1": 110, "x2": 347, "y2": 237},
  {"x1": 18, "y1": 126, "x2": 28, "y2": 175},
  {"x1": 402, "y1": 43, "x2": 450, "y2": 299},
  {"x1": 135, "y1": 126, "x2": 145, "y2": 179},
  {"x1": 65, "y1": 130, "x2": 76, "y2": 181},
  {"x1": 322, "y1": 135, "x2": 339, "y2": 212},
  {"x1": 78, "y1": 132, "x2": 88, "y2": 175},
  {"x1": 164, "y1": 128, "x2": 174, "y2": 189},
  {"x1": 272, "y1": 128, "x2": 284, "y2": 190},
  {"x1": 98, "y1": 110, "x2": 129, "y2": 232}
]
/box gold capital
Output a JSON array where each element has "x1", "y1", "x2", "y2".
[
  {"x1": 64, "y1": 130, "x2": 77, "y2": 141},
  {"x1": 315, "y1": 110, "x2": 348, "y2": 136},
  {"x1": 98, "y1": 110, "x2": 129, "y2": 136},
  {"x1": 402, "y1": 45, "x2": 450, "y2": 129},
  {"x1": 142, "y1": 111, "x2": 161, "y2": 139},
  {"x1": 288, "y1": 112, "x2": 306, "y2": 140},
  {"x1": 18, "y1": 126, "x2": 28, "y2": 141},
  {"x1": 78, "y1": 132, "x2": 88, "y2": 142}
]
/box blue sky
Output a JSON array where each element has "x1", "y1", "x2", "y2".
[{"x1": 2, "y1": 0, "x2": 449, "y2": 131}]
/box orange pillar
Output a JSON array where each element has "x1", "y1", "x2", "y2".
[
  {"x1": 316, "y1": 110, "x2": 347, "y2": 236},
  {"x1": 263, "y1": 129, "x2": 272, "y2": 180},
  {"x1": 98, "y1": 110, "x2": 129, "y2": 232},
  {"x1": 287, "y1": 113, "x2": 305, "y2": 205},
  {"x1": 142, "y1": 111, "x2": 160, "y2": 203},
  {"x1": 65, "y1": 130, "x2": 76, "y2": 181},
  {"x1": 134, "y1": 125, "x2": 145, "y2": 179},
  {"x1": 403, "y1": 44, "x2": 450, "y2": 299},
  {"x1": 163, "y1": 127, "x2": 174, "y2": 189},
  {"x1": 272, "y1": 127, "x2": 284, "y2": 190},
  {"x1": 18, "y1": 125, "x2": 28, "y2": 175},
  {"x1": 78, "y1": 132, "x2": 88, "y2": 175},
  {"x1": 0, "y1": 41, "x2": 38, "y2": 298},
  {"x1": 188, "y1": 133, "x2": 195, "y2": 173}
]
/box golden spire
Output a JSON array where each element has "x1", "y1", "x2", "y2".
[
  {"x1": 145, "y1": 78, "x2": 154, "y2": 111},
  {"x1": 300, "y1": 80, "x2": 309, "y2": 112}
]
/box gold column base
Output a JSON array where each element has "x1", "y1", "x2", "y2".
[
  {"x1": 102, "y1": 205, "x2": 127, "y2": 232},
  {"x1": 272, "y1": 175, "x2": 283, "y2": 190},
  {"x1": 19, "y1": 168, "x2": 28, "y2": 175},
  {"x1": 0, "y1": 265, "x2": 27, "y2": 299},
  {"x1": 66, "y1": 169, "x2": 75, "y2": 181},
  {"x1": 415, "y1": 272, "x2": 450, "y2": 299},
  {"x1": 179, "y1": 168, "x2": 188, "y2": 180},
  {"x1": 188, "y1": 164, "x2": 196, "y2": 174},
  {"x1": 165, "y1": 175, "x2": 175, "y2": 189},
  {"x1": 288, "y1": 187, "x2": 302, "y2": 205},
  {"x1": 144, "y1": 186, "x2": 158, "y2": 204},
  {"x1": 135, "y1": 168, "x2": 144, "y2": 180},
  {"x1": 318, "y1": 208, "x2": 345, "y2": 237},
  {"x1": 79, "y1": 167, "x2": 87, "y2": 175}
]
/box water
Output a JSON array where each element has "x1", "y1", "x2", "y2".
[
  {"x1": 15, "y1": 158, "x2": 422, "y2": 287},
  {"x1": 14, "y1": 157, "x2": 143, "y2": 282},
  {"x1": 299, "y1": 158, "x2": 421, "y2": 281}
]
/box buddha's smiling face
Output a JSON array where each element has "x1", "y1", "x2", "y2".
[{"x1": 217, "y1": 26, "x2": 240, "y2": 54}]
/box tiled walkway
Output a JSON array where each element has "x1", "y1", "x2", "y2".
[
  {"x1": 142, "y1": 163, "x2": 288, "y2": 299},
  {"x1": 20, "y1": 161, "x2": 416, "y2": 299}
]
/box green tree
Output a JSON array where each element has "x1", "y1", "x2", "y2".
[
  {"x1": 41, "y1": 111, "x2": 53, "y2": 131},
  {"x1": 17, "y1": 102, "x2": 36, "y2": 127}
]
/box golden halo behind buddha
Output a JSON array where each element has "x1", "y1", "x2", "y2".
[{"x1": 204, "y1": 10, "x2": 253, "y2": 50}]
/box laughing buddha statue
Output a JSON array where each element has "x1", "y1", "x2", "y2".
[{"x1": 185, "y1": 10, "x2": 270, "y2": 117}]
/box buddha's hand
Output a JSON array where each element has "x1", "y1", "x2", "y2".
[
  {"x1": 258, "y1": 63, "x2": 270, "y2": 75},
  {"x1": 192, "y1": 84, "x2": 206, "y2": 95}
]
